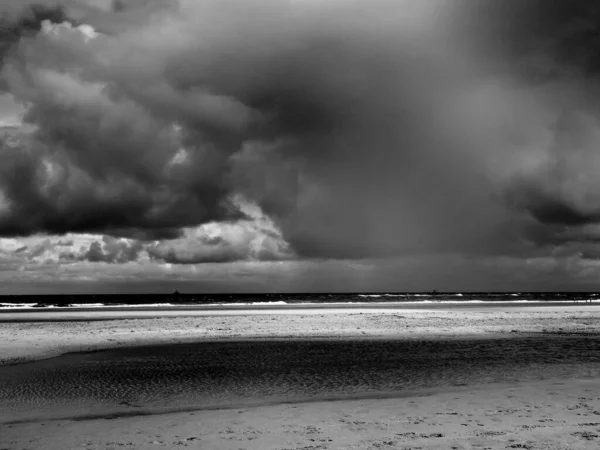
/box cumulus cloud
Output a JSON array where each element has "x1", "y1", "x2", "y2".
[
  {"x1": 146, "y1": 196, "x2": 293, "y2": 263},
  {"x1": 73, "y1": 235, "x2": 142, "y2": 263},
  {"x1": 0, "y1": 196, "x2": 288, "y2": 266},
  {"x1": 3, "y1": 0, "x2": 600, "y2": 271}
]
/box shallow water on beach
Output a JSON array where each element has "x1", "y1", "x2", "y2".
[{"x1": 1, "y1": 337, "x2": 600, "y2": 421}]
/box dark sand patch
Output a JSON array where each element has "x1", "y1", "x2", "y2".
[{"x1": 2, "y1": 336, "x2": 600, "y2": 423}]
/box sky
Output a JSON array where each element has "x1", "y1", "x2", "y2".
[{"x1": 2, "y1": 0, "x2": 600, "y2": 293}]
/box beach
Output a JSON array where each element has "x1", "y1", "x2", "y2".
[{"x1": 2, "y1": 304, "x2": 600, "y2": 449}]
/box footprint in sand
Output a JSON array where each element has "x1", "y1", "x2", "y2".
[
  {"x1": 505, "y1": 443, "x2": 534, "y2": 449},
  {"x1": 171, "y1": 436, "x2": 200, "y2": 446},
  {"x1": 302, "y1": 425, "x2": 322, "y2": 435},
  {"x1": 471, "y1": 430, "x2": 506, "y2": 437},
  {"x1": 362, "y1": 437, "x2": 397, "y2": 448},
  {"x1": 219, "y1": 426, "x2": 263, "y2": 441},
  {"x1": 279, "y1": 445, "x2": 328, "y2": 450},
  {"x1": 571, "y1": 431, "x2": 600, "y2": 441},
  {"x1": 104, "y1": 441, "x2": 134, "y2": 447}
]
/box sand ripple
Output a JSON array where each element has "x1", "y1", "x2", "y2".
[{"x1": 1, "y1": 337, "x2": 600, "y2": 421}]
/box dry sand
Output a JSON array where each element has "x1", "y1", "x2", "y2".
[{"x1": 1, "y1": 304, "x2": 600, "y2": 449}]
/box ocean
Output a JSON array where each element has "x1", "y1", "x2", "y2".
[{"x1": 0, "y1": 292, "x2": 599, "y2": 309}]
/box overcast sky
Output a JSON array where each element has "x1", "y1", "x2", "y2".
[{"x1": 1, "y1": 0, "x2": 600, "y2": 293}]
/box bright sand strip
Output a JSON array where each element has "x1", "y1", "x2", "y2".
[
  {"x1": 1, "y1": 304, "x2": 600, "y2": 365},
  {"x1": 1, "y1": 304, "x2": 600, "y2": 450}
]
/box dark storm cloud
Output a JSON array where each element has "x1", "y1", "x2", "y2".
[
  {"x1": 3, "y1": 0, "x2": 600, "y2": 263},
  {"x1": 503, "y1": 1, "x2": 600, "y2": 77},
  {"x1": 492, "y1": 0, "x2": 600, "y2": 248},
  {"x1": 0, "y1": 3, "x2": 71, "y2": 84}
]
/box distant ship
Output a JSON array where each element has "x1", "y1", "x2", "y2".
[{"x1": 172, "y1": 290, "x2": 181, "y2": 297}]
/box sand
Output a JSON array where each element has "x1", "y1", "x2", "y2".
[
  {"x1": 2, "y1": 304, "x2": 600, "y2": 366},
  {"x1": 1, "y1": 304, "x2": 600, "y2": 449},
  {"x1": 4, "y1": 378, "x2": 600, "y2": 449}
]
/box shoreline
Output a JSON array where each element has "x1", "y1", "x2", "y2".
[
  {"x1": 2, "y1": 300, "x2": 600, "y2": 315},
  {"x1": 2, "y1": 304, "x2": 600, "y2": 366}
]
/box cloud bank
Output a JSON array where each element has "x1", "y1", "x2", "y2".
[{"x1": 2, "y1": 0, "x2": 600, "y2": 270}]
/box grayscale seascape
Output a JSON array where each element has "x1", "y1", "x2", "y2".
[{"x1": 3, "y1": 0, "x2": 600, "y2": 449}]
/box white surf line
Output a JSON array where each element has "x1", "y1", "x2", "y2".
[{"x1": 2, "y1": 304, "x2": 600, "y2": 322}]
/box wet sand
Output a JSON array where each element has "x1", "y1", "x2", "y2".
[
  {"x1": 1, "y1": 304, "x2": 600, "y2": 449},
  {"x1": 2, "y1": 335, "x2": 600, "y2": 423},
  {"x1": 4, "y1": 378, "x2": 600, "y2": 450}
]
